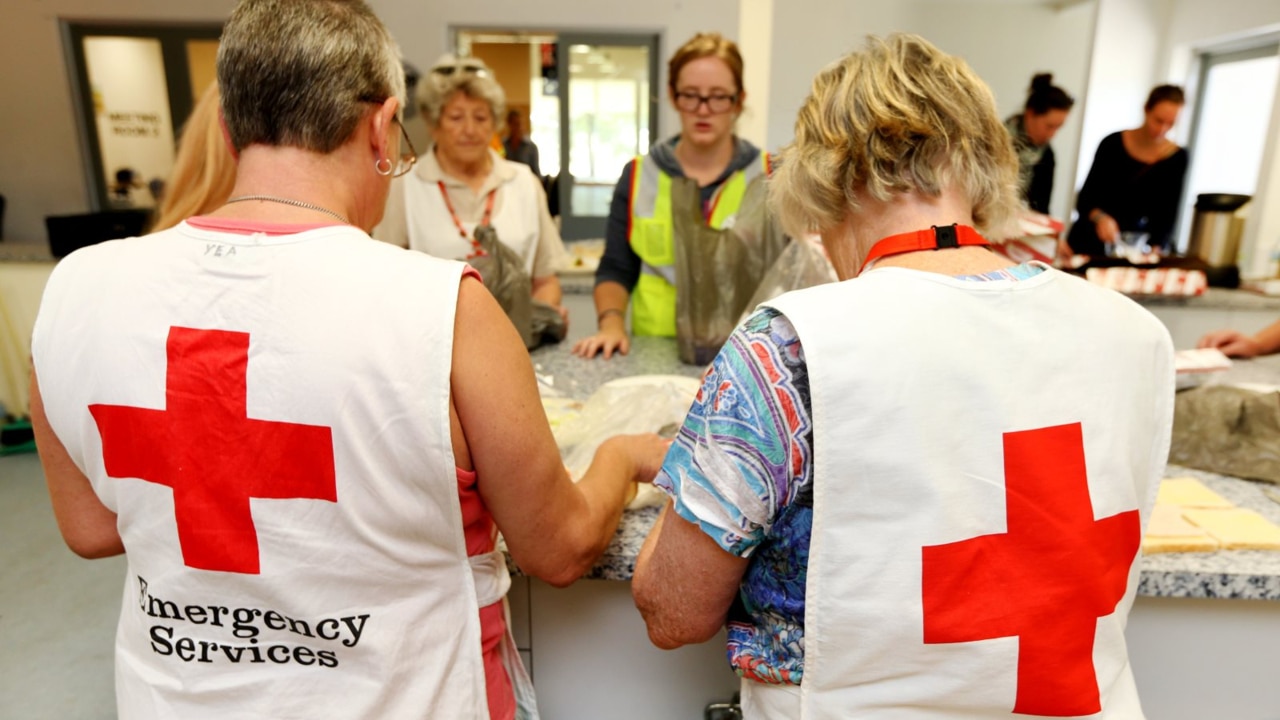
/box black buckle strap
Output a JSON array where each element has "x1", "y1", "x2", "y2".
[{"x1": 932, "y1": 223, "x2": 959, "y2": 249}]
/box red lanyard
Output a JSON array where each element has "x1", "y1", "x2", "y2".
[
  {"x1": 858, "y1": 224, "x2": 991, "y2": 274},
  {"x1": 437, "y1": 181, "x2": 497, "y2": 258}
]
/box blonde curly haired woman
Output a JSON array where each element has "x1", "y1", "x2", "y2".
[{"x1": 634, "y1": 34, "x2": 1174, "y2": 718}]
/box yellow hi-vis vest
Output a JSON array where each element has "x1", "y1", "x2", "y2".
[{"x1": 627, "y1": 152, "x2": 771, "y2": 337}]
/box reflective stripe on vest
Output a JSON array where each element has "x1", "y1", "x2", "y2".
[{"x1": 628, "y1": 152, "x2": 769, "y2": 337}]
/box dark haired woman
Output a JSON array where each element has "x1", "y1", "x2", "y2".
[
  {"x1": 1006, "y1": 73, "x2": 1074, "y2": 214},
  {"x1": 1068, "y1": 84, "x2": 1189, "y2": 256}
]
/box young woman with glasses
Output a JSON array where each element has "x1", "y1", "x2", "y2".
[{"x1": 572, "y1": 32, "x2": 771, "y2": 359}]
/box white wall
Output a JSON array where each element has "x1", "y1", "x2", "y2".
[
  {"x1": 0, "y1": 0, "x2": 236, "y2": 244},
  {"x1": 1074, "y1": 0, "x2": 1172, "y2": 197},
  {"x1": 913, "y1": 1, "x2": 1097, "y2": 222},
  {"x1": 763, "y1": 0, "x2": 916, "y2": 152},
  {"x1": 736, "y1": 0, "x2": 773, "y2": 149}
]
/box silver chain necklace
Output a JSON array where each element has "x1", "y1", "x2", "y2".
[{"x1": 224, "y1": 195, "x2": 351, "y2": 225}]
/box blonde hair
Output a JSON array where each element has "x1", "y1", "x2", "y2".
[
  {"x1": 770, "y1": 34, "x2": 1020, "y2": 238},
  {"x1": 668, "y1": 32, "x2": 744, "y2": 94},
  {"x1": 151, "y1": 82, "x2": 236, "y2": 231}
]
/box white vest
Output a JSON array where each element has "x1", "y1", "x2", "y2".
[
  {"x1": 31, "y1": 224, "x2": 498, "y2": 719},
  {"x1": 403, "y1": 161, "x2": 543, "y2": 277},
  {"x1": 756, "y1": 265, "x2": 1174, "y2": 719}
]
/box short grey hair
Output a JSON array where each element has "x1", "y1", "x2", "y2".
[
  {"x1": 418, "y1": 60, "x2": 507, "y2": 131},
  {"x1": 217, "y1": 0, "x2": 406, "y2": 154}
]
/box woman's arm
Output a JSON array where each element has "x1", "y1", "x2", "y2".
[
  {"x1": 29, "y1": 370, "x2": 124, "y2": 559},
  {"x1": 572, "y1": 160, "x2": 641, "y2": 358},
  {"x1": 451, "y1": 276, "x2": 666, "y2": 586},
  {"x1": 528, "y1": 174, "x2": 567, "y2": 316},
  {"x1": 1074, "y1": 135, "x2": 1123, "y2": 244},
  {"x1": 633, "y1": 501, "x2": 748, "y2": 648},
  {"x1": 1198, "y1": 318, "x2": 1280, "y2": 358},
  {"x1": 633, "y1": 309, "x2": 813, "y2": 648}
]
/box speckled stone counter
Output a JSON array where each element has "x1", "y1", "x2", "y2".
[
  {"x1": 1137, "y1": 465, "x2": 1280, "y2": 600},
  {"x1": 507, "y1": 337, "x2": 702, "y2": 580},
  {"x1": 529, "y1": 336, "x2": 1280, "y2": 599}
]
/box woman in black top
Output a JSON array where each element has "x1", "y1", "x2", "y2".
[
  {"x1": 1068, "y1": 85, "x2": 1189, "y2": 256},
  {"x1": 1005, "y1": 73, "x2": 1074, "y2": 214}
]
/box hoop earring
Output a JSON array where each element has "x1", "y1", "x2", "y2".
[{"x1": 375, "y1": 157, "x2": 393, "y2": 176}]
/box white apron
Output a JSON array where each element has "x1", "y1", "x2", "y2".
[
  {"x1": 31, "y1": 223, "x2": 536, "y2": 719},
  {"x1": 755, "y1": 265, "x2": 1174, "y2": 719}
]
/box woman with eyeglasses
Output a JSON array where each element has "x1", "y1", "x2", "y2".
[
  {"x1": 572, "y1": 32, "x2": 770, "y2": 359},
  {"x1": 375, "y1": 55, "x2": 568, "y2": 326},
  {"x1": 28, "y1": 2, "x2": 666, "y2": 717}
]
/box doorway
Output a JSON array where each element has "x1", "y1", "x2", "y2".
[
  {"x1": 62, "y1": 22, "x2": 222, "y2": 213},
  {"x1": 455, "y1": 29, "x2": 660, "y2": 241}
]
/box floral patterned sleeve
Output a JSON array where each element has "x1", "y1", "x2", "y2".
[{"x1": 654, "y1": 307, "x2": 813, "y2": 557}]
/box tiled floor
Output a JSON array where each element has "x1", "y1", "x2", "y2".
[{"x1": 1, "y1": 451, "x2": 123, "y2": 719}]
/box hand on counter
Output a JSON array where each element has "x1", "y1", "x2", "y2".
[
  {"x1": 1198, "y1": 318, "x2": 1280, "y2": 359},
  {"x1": 1197, "y1": 329, "x2": 1266, "y2": 358},
  {"x1": 572, "y1": 325, "x2": 630, "y2": 359}
]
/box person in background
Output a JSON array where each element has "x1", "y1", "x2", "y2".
[
  {"x1": 1005, "y1": 72, "x2": 1073, "y2": 215},
  {"x1": 29, "y1": 1, "x2": 664, "y2": 717},
  {"x1": 503, "y1": 109, "x2": 541, "y2": 178},
  {"x1": 150, "y1": 81, "x2": 236, "y2": 231},
  {"x1": 1068, "y1": 84, "x2": 1189, "y2": 256},
  {"x1": 374, "y1": 56, "x2": 567, "y2": 321},
  {"x1": 571, "y1": 32, "x2": 769, "y2": 359},
  {"x1": 632, "y1": 33, "x2": 1174, "y2": 718},
  {"x1": 1198, "y1": 319, "x2": 1280, "y2": 358}
]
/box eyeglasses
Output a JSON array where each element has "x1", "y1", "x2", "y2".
[
  {"x1": 674, "y1": 90, "x2": 739, "y2": 114},
  {"x1": 391, "y1": 118, "x2": 417, "y2": 178}
]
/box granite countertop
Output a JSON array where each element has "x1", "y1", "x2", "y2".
[{"x1": 527, "y1": 327, "x2": 1280, "y2": 601}]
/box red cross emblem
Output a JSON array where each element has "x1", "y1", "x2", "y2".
[
  {"x1": 89, "y1": 327, "x2": 337, "y2": 575},
  {"x1": 921, "y1": 423, "x2": 1139, "y2": 717}
]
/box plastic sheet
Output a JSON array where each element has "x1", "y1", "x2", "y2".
[
  {"x1": 671, "y1": 175, "x2": 788, "y2": 365},
  {"x1": 552, "y1": 375, "x2": 701, "y2": 509},
  {"x1": 1169, "y1": 385, "x2": 1280, "y2": 484},
  {"x1": 739, "y1": 234, "x2": 837, "y2": 323}
]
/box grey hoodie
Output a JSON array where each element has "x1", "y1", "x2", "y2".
[{"x1": 596, "y1": 135, "x2": 763, "y2": 290}]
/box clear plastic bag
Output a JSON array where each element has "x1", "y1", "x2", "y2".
[
  {"x1": 739, "y1": 234, "x2": 837, "y2": 323},
  {"x1": 671, "y1": 175, "x2": 788, "y2": 365},
  {"x1": 553, "y1": 375, "x2": 701, "y2": 509}
]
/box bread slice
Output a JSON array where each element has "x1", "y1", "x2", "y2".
[
  {"x1": 1156, "y1": 477, "x2": 1234, "y2": 508},
  {"x1": 1181, "y1": 508, "x2": 1280, "y2": 550},
  {"x1": 1142, "y1": 504, "x2": 1221, "y2": 554}
]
